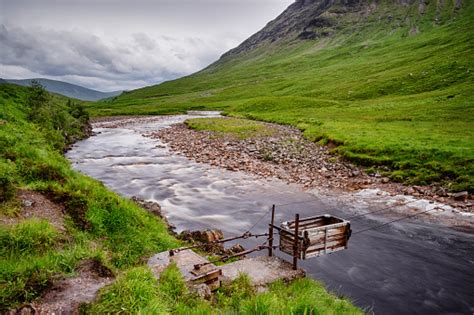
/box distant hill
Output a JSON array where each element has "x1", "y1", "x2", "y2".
[{"x1": 1, "y1": 78, "x2": 122, "y2": 101}]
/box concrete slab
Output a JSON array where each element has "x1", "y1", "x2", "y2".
[
  {"x1": 220, "y1": 256, "x2": 305, "y2": 288},
  {"x1": 148, "y1": 250, "x2": 305, "y2": 291}
]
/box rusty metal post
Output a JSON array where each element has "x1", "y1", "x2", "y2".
[
  {"x1": 268, "y1": 204, "x2": 276, "y2": 257},
  {"x1": 293, "y1": 213, "x2": 300, "y2": 270}
]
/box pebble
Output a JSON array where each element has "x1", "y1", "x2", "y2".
[{"x1": 149, "y1": 122, "x2": 472, "y2": 213}]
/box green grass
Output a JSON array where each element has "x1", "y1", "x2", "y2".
[
  {"x1": 0, "y1": 84, "x2": 178, "y2": 310},
  {"x1": 89, "y1": 266, "x2": 362, "y2": 315},
  {"x1": 88, "y1": 1, "x2": 474, "y2": 191},
  {"x1": 185, "y1": 117, "x2": 276, "y2": 139},
  {"x1": 0, "y1": 83, "x2": 361, "y2": 313}
]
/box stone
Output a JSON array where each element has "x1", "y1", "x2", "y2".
[
  {"x1": 227, "y1": 244, "x2": 245, "y2": 255},
  {"x1": 22, "y1": 200, "x2": 34, "y2": 207},
  {"x1": 220, "y1": 256, "x2": 305, "y2": 289},
  {"x1": 190, "y1": 283, "x2": 212, "y2": 300},
  {"x1": 178, "y1": 229, "x2": 226, "y2": 254},
  {"x1": 131, "y1": 196, "x2": 175, "y2": 233},
  {"x1": 452, "y1": 191, "x2": 468, "y2": 201},
  {"x1": 382, "y1": 177, "x2": 390, "y2": 184}
]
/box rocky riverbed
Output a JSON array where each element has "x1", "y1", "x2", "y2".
[{"x1": 150, "y1": 119, "x2": 472, "y2": 214}]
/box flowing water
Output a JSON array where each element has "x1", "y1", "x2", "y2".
[{"x1": 66, "y1": 113, "x2": 474, "y2": 314}]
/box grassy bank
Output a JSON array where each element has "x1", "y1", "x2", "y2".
[
  {"x1": 87, "y1": 265, "x2": 361, "y2": 314},
  {"x1": 87, "y1": 2, "x2": 474, "y2": 192},
  {"x1": 0, "y1": 83, "x2": 361, "y2": 313}
]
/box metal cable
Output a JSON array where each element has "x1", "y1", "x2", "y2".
[
  {"x1": 352, "y1": 208, "x2": 437, "y2": 236},
  {"x1": 346, "y1": 199, "x2": 421, "y2": 220},
  {"x1": 244, "y1": 205, "x2": 274, "y2": 233}
]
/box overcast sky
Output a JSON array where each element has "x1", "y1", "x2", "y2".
[{"x1": 0, "y1": 0, "x2": 292, "y2": 92}]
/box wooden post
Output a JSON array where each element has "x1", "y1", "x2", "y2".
[
  {"x1": 268, "y1": 204, "x2": 276, "y2": 257},
  {"x1": 293, "y1": 213, "x2": 300, "y2": 270}
]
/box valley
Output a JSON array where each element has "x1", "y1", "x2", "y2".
[
  {"x1": 2, "y1": 0, "x2": 473, "y2": 313},
  {"x1": 89, "y1": 0, "x2": 474, "y2": 193}
]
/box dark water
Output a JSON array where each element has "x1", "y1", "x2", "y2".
[{"x1": 66, "y1": 115, "x2": 474, "y2": 314}]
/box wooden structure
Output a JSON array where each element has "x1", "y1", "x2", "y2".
[
  {"x1": 148, "y1": 249, "x2": 222, "y2": 290},
  {"x1": 270, "y1": 211, "x2": 351, "y2": 270}
]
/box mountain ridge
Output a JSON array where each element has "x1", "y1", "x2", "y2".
[
  {"x1": 219, "y1": 0, "x2": 464, "y2": 60},
  {"x1": 1, "y1": 78, "x2": 122, "y2": 101}
]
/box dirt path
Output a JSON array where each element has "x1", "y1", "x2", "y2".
[{"x1": 32, "y1": 259, "x2": 113, "y2": 315}]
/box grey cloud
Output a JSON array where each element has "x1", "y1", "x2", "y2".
[
  {"x1": 0, "y1": 0, "x2": 293, "y2": 91},
  {"x1": 132, "y1": 33, "x2": 157, "y2": 51},
  {"x1": 0, "y1": 24, "x2": 228, "y2": 91}
]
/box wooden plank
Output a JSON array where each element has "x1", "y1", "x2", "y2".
[
  {"x1": 190, "y1": 269, "x2": 221, "y2": 283},
  {"x1": 306, "y1": 239, "x2": 346, "y2": 252},
  {"x1": 282, "y1": 215, "x2": 346, "y2": 229},
  {"x1": 306, "y1": 227, "x2": 346, "y2": 239},
  {"x1": 303, "y1": 224, "x2": 347, "y2": 234},
  {"x1": 305, "y1": 246, "x2": 346, "y2": 259},
  {"x1": 273, "y1": 225, "x2": 305, "y2": 240},
  {"x1": 293, "y1": 213, "x2": 300, "y2": 270},
  {"x1": 306, "y1": 244, "x2": 346, "y2": 255},
  {"x1": 284, "y1": 214, "x2": 344, "y2": 225},
  {"x1": 268, "y1": 205, "x2": 275, "y2": 257},
  {"x1": 206, "y1": 278, "x2": 221, "y2": 291},
  {"x1": 286, "y1": 218, "x2": 326, "y2": 229},
  {"x1": 306, "y1": 222, "x2": 348, "y2": 232},
  {"x1": 308, "y1": 234, "x2": 347, "y2": 246}
]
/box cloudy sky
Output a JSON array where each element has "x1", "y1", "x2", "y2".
[{"x1": 0, "y1": 0, "x2": 292, "y2": 92}]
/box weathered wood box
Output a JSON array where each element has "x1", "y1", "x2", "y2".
[{"x1": 279, "y1": 215, "x2": 351, "y2": 259}]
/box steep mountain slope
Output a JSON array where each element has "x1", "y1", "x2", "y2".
[
  {"x1": 2, "y1": 78, "x2": 122, "y2": 101},
  {"x1": 89, "y1": 0, "x2": 474, "y2": 191}
]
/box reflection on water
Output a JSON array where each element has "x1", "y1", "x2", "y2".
[{"x1": 67, "y1": 114, "x2": 474, "y2": 314}]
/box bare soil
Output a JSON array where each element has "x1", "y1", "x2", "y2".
[
  {"x1": 1, "y1": 190, "x2": 66, "y2": 232},
  {"x1": 31, "y1": 259, "x2": 113, "y2": 315}
]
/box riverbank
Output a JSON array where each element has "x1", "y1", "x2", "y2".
[{"x1": 149, "y1": 117, "x2": 473, "y2": 223}]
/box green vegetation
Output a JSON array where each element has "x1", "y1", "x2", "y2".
[
  {"x1": 88, "y1": 2, "x2": 474, "y2": 191},
  {"x1": 185, "y1": 117, "x2": 276, "y2": 139},
  {"x1": 89, "y1": 265, "x2": 361, "y2": 315},
  {"x1": 0, "y1": 83, "x2": 360, "y2": 313},
  {"x1": 0, "y1": 83, "x2": 177, "y2": 310}
]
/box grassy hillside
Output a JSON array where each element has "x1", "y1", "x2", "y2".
[
  {"x1": 89, "y1": 1, "x2": 474, "y2": 192},
  {"x1": 0, "y1": 83, "x2": 360, "y2": 313}
]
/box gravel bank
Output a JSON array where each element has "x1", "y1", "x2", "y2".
[{"x1": 150, "y1": 120, "x2": 472, "y2": 213}]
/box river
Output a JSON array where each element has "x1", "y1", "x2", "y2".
[{"x1": 66, "y1": 113, "x2": 474, "y2": 314}]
